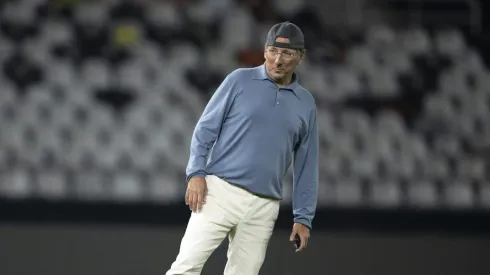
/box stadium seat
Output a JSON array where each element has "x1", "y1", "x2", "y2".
[
  {"x1": 443, "y1": 180, "x2": 474, "y2": 208},
  {"x1": 0, "y1": 167, "x2": 33, "y2": 199},
  {"x1": 407, "y1": 180, "x2": 438, "y2": 208}
]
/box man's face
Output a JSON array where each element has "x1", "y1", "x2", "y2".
[{"x1": 264, "y1": 37, "x2": 304, "y2": 83}]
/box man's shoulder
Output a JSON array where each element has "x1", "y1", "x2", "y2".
[
  {"x1": 295, "y1": 84, "x2": 316, "y2": 108},
  {"x1": 226, "y1": 67, "x2": 256, "y2": 81}
]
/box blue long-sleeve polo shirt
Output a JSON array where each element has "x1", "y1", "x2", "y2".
[{"x1": 186, "y1": 64, "x2": 319, "y2": 229}]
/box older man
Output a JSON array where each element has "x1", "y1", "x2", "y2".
[{"x1": 166, "y1": 21, "x2": 319, "y2": 275}]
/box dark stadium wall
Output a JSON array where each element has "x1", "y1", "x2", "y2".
[{"x1": 0, "y1": 224, "x2": 488, "y2": 275}]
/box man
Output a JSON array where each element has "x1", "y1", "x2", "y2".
[{"x1": 166, "y1": 21, "x2": 319, "y2": 275}]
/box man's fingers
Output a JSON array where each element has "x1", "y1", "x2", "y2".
[
  {"x1": 185, "y1": 190, "x2": 189, "y2": 205},
  {"x1": 289, "y1": 230, "x2": 297, "y2": 241},
  {"x1": 196, "y1": 194, "x2": 203, "y2": 212},
  {"x1": 295, "y1": 234, "x2": 309, "y2": 252},
  {"x1": 192, "y1": 193, "x2": 199, "y2": 212},
  {"x1": 189, "y1": 192, "x2": 196, "y2": 212}
]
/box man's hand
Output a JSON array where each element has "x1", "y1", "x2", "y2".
[
  {"x1": 185, "y1": 177, "x2": 207, "y2": 212},
  {"x1": 289, "y1": 222, "x2": 310, "y2": 252}
]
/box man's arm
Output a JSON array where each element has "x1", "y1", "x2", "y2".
[
  {"x1": 292, "y1": 108, "x2": 319, "y2": 229},
  {"x1": 186, "y1": 71, "x2": 240, "y2": 182}
]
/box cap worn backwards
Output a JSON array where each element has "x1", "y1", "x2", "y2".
[{"x1": 265, "y1": 21, "x2": 305, "y2": 50}]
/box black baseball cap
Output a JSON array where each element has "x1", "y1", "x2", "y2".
[{"x1": 265, "y1": 21, "x2": 305, "y2": 50}]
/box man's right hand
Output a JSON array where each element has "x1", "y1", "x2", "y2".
[{"x1": 185, "y1": 177, "x2": 207, "y2": 213}]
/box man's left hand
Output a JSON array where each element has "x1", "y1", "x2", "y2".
[{"x1": 289, "y1": 222, "x2": 310, "y2": 252}]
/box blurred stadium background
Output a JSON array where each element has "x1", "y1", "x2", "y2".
[{"x1": 0, "y1": 0, "x2": 489, "y2": 274}]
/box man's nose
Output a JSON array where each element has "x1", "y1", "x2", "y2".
[{"x1": 274, "y1": 55, "x2": 283, "y2": 64}]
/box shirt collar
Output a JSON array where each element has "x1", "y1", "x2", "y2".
[{"x1": 252, "y1": 64, "x2": 301, "y2": 98}]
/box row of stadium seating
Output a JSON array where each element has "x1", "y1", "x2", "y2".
[{"x1": 0, "y1": 0, "x2": 488, "y2": 209}]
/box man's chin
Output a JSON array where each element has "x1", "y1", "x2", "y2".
[{"x1": 271, "y1": 72, "x2": 285, "y2": 81}]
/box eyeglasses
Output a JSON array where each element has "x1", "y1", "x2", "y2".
[{"x1": 266, "y1": 48, "x2": 297, "y2": 61}]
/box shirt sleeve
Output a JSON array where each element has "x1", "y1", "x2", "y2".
[
  {"x1": 292, "y1": 107, "x2": 319, "y2": 229},
  {"x1": 185, "y1": 71, "x2": 240, "y2": 182}
]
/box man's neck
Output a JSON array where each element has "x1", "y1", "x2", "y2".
[{"x1": 274, "y1": 73, "x2": 294, "y2": 87}]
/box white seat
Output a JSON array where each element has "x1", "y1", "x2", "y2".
[
  {"x1": 375, "y1": 111, "x2": 406, "y2": 137},
  {"x1": 44, "y1": 61, "x2": 77, "y2": 88},
  {"x1": 148, "y1": 173, "x2": 181, "y2": 203},
  {"x1": 125, "y1": 105, "x2": 151, "y2": 128},
  {"x1": 402, "y1": 134, "x2": 428, "y2": 160},
  {"x1": 24, "y1": 84, "x2": 53, "y2": 104},
  {"x1": 300, "y1": 65, "x2": 335, "y2": 102},
  {"x1": 148, "y1": 129, "x2": 174, "y2": 156},
  {"x1": 39, "y1": 19, "x2": 74, "y2": 46},
  {"x1": 2, "y1": 123, "x2": 27, "y2": 153},
  {"x1": 457, "y1": 158, "x2": 486, "y2": 181},
  {"x1": 383, "y1": 50, "x2": 412, "y2": 74},
  {"x1": 85, "y1": 105, "x2": 116, "y2": 130},
  {"x1": 423, "y1": 157, "x2": 449, "y2": 180},
  {"x1": 204, "y1": 44, "x2": 238, "y2": 75},
  {"x1": 471, "y1": 91, "x2": 490, "y2": 117},
  {"x1": 479, "y1": 184, "x2": 490, "y2": 209},
  {"x1": 135, "y1": 42, "x2": 166, "y2": 70},
  {"x1": 438, "y1": 67, "x2": 471, "y2": 95},
  {"x1": 168, "y1": 43, "x2": 200, "y2": 72},
  {"x1": 37, "y1": 170, "x2": 67, "y2": 200},
  {"x1": 334, "y1": 178, "x2": 363, "y2": 207},
  {"x1": 366, "y1": 24, "x2": 396, "y2": 49},
  {"x1": 333, "y1": 65, "x2": 362, "y2": 95},
  {"x1": 317, "y1": 109, "x2": 335, "y2": 136},
  {"x1": 391, "y1": 155, "x2": 416, "y2": 179},
  {"x1": 62, "y1": 144, "x2": 96, "y2": 170},
  {"x1": 370, "y1": 181, "x2": 401, "y2": 208},
  {"x1": 340, "y1": 110, "x2": 372, "y2": 136},
  {"x1": 434, "y1": 136, "x2": 462, "y2": 157},
  {"x1": 454, "y1": 49, "x2": 485, "y2": 74},
  {"x1": 0, "y1": 34, "x2": 14, "y2": 64},
  {"x1": 407, "y1": 180, "x2": 438, "y2": 208},
  {"x1": 1, "y1": 1, "x2": 36, "y2": 24},
  {"x1": 398, "y1": 28, "x2": 431, "y2": 55},
  {"x1": 443, "y1": 181, "x2": 473, "y2": 208},
  {"x1": 75, "y1": 171, "x2": 109, "y2": 201},
  {"x1": 94, "y1": 141, "x2": 119, "y2": 170},
  {"x1": 186, "y1": 0, "x2": 222, "y2": 24},
  {"x1": 132, "y1": 148, "x2": 156, "y2": 171},
  {"x1": 112, "y1": 126, "x2": 137, "y2": 153},
  {"x1": 21, "y1": 37, "x2": 53, "y2": 66},
  {"x1": 321, "y1": 155, "x2": 342, "y2": 178},
  {"x1": 116, "y1": 60, "x2": 148, "y2": 92},
  {"x1": 16, "y1": 101, "x2": 40, "y2": 127},
  {"x1": 81, "y1": 59, "x2": 111, "y2": 90},
  {"x1": 368, "y1": 68, "x2": 399, "y2": 97},
  {"x1": 75, "y1": 1, "x2": 109, "y2": 26},
  {"x1": 221, "y1": 7, "x2": 255, "y2": 51},
  {"x1": 272, "y1": 0, "x2": 304, "y2": 17},
  {"x1": 368, "y1": 133, "x2": 395, "y2": 161},
  {"x1": 0, "y1": 168, "x2": 32, "y2": 199},
  {"x1": 112, "y1": 171, "x2": 143, "y2": 202},
  {"x1": 351, "y1": 154, "x2": 377, "y2": 179},
  {"x1": 453, "y1": 115, "x2": 476, "y2": 138},
  {"x1": 346, "y1": 46, "x2": 377, "y2": 74},
  {"x1": 423, "y1": 94, "x2": 455, "y2": 119},
  {"x1": 165, "y1": 107, "x2": 193, "y2": 137},
  {"x1": 145, "y1": 1, "x2": 183, "y2": 29},
  {"x1": 329, "y1": 131, "x2": 355, "y2": 157},
  {"x1": 317, "y1": 181, "x2": 337, "y2": 207},
  {"x1": 435, "y1": 29, "x2": 466, "y2": 58},
  {"x1": 0, "y1": 99, "x2": 20, "y2": 128}
]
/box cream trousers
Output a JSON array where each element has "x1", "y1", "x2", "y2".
[{"x1": 166, "y1": 175, "x2": 280, "y2": 275}]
